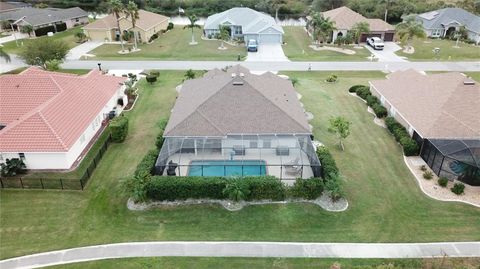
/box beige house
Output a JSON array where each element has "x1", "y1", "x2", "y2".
[{"x1": 83, "y1": 9, "x2": 169, "y2": 43}]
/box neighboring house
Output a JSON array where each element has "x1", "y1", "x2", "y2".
[
  {"x1": 204, "y1": 7, "x2": 284, "y2": 44},
  {"x1": 155, "y1": 65, "x2": 321, "y2": 180},
  {"x1": 83, "y1": 9, "x2": 169, "y2": 43},
  {"x1": 0, "y1": 1, "x2": 31, "y2": 13},
  {"x1": 307, "y1": 6, "x2": 395, "y2": 43},
  {"x1": 415, "y1": 8, "x2": 480, "y2": 44},
  {"x1": 0, "y1": 67, "x2": 127, "y2": 170},
  {"x1": 0, "y1": 7, "x2": 88, "y2": 35},
  {"x1": 369, "y1": 69, "x2": 480, "y2": 185}
]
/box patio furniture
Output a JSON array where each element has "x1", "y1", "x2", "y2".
[
  {"x1": 166, "y1": 160, "x2": 178, "y2": 176},
  {"x1": 233, "y1": 145, "x2": 245, "y2": 156},
  {"x1": 285, "y1": 165, "x2": 302, "y2": 176},
  {"x1": 283, "y1": 157, "x2": 300, "y2": 168}
]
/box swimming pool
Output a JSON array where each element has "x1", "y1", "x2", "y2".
[{"x1": 188, "y1": 160, "x2": 267, "y2": 177}]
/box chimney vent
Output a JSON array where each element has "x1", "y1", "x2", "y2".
[
  {"x1": 239, "y1": 72, "x2": 245, "y2": 77},
  {"x1": 231, "y1": 73, "x2": 237, "y2": 78},
  {"x1": 233, "y1": 81, "x2": 244, "y2": 86}
]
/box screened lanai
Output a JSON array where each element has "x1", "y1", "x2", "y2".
[
  {"x1": 155, "y1": 134, "x2": 321, "y2": 180},
  {"x1": 421, "y1": 139, "x2": 480, "y2": 186}
]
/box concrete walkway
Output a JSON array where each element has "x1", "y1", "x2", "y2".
[
  {"x1": 246, "y1": 44, "x2": 289, "y2": 62},
  {"x1": 63, "y1": 60, "x2": 480, "y2": 72},
  {"x1": 1, "y1": 241, "x2": 479, "y2": 269},
  {"x1": 0, "y1": 32, "x2": 28, "y2": 45},
  {"x1": 66, "y1": 41, "x2": 103, "y2": 60},
  {"x1": 364, "y1": 43, "x2": 408, "y2": 62}
]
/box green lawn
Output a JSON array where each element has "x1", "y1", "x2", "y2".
[
  {"x1": 1, "y1": 71, "x2": 479, "y2": 260},
  {"x1": 87, "y1": 27, "x2": 246, "y2": 61},
  {"x1": 1, "y1": 26, "x2": 82, "y2": 54},
  {"x1": 396, "y1": 38, "x2": 480, "y2": 61},
  {"x1": 283, "y1": 27, "x2": 371, "y2": 61},
  {"x1": 45, "y1": 257, "x2": 480, "y2": 269}
]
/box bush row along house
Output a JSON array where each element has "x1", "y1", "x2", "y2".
[
  {"x1": 0, "y1": 68, "x2": 127, "y2": 170},
  {"x1": 0, "y1": 7, "x2": 88, "y2": 36},
  {"x1": 369, "y1": 70, "x2": 480, "y2": 185},
  {"x1": 306, "y1": 6, "x2": 395, "y2": 43},
  {"x1": 83, "y1": 9, "x2": 169, "y2": 43}
]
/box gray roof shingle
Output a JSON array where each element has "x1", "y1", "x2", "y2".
[
  {"x1": 417, "y1": 8, "x2": 480, "y2": 33},
  {"x1": 0, "y1": 7, "x2": 87, "y2": 26}
]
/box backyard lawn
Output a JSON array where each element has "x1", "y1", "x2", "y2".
[
  {"x1": 1, "y1": 71, "x2": 479, "y2": 260},
  {"x1": 87, "y1": 27, "x2": 246, "y2": 61},
  {"x1": 283, "y1": 27, "x2": 371, "y2": 61},
  {"x1": 1, "y1": 26, "x2": 82, "y2": 54},
  {"x1": 396, "y1": 38, "x2": 480, "y2": 61}
]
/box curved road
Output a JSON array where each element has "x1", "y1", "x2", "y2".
[{"x1": 1, "y1": 241, "x2": 479, "y2": 269}]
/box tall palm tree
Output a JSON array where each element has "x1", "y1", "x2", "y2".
[
  {"x1": 309, "y1": 13, "x2": 336, "y2": 44},
  {"x1": 396, "y1": 15, "x2": 425, "y2": 49},
  {"x1": 351, "y1": 21, "x2": 370, "y2": 45},
  {"x1": 0, "y1": 47, "x2": 11, "y2": 63},
  {"x1": 184, "y1": 14, "x2": 200, "y2": 45},
  {"x1": 125, "y1": 1, "x2": 140, "y2": 49},
  {"x1": 107, "y1": 0, "x2": 126, "y2": 51}
]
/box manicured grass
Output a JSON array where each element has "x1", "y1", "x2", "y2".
[
  {"x1": 283, "y1": 27, "x2": 371, "y2": 61},
  {"x1": 45, "y1": 257, "x2": 480, "y2": 269},
  {"x1": 87, "y1": 27, "x2": 246, "y2": 61},
  {"x1": 1, "y1": 71, "x2": 479, "y2": 260},
  {"x1": 1, "y1": 26, "x2": 83, "y2": 54},
  {"x1": 396, "y1": 38, "x2": 480, "y2": 61}
]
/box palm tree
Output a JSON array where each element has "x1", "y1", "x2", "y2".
[
  {"x1": 396, "y1": 15, "x2": 425, "y2": 49},
  {"x1": 0, "y1": 47, "x2": 11, "y2": 63},
  {"x1": 351, "y1": 21, "x2": 370, "y2": 45},
  {"x1": 270, "y1": 0, "x2": 287, "y2": 21},
  {"x1": 218, "y1": 25, "x2": 230, "y2": 49},
  {"x1": 20, "y1": 24, "x2": 33, "y2": 37},
  {"x1": 107, "y1": 0, "x2": 126, "y2": 51},
  {"x1": 125, "y1": 1, "x2": 140, "y2": 50},
  {"x1": 309, "y1": 13, "x2": 336, "y2": 44},
  {"x1": 184, "y1": 14, "x2": 200, "y2": 45}
]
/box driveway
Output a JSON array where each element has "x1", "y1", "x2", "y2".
[
  {"x1": 246, "y1": 43, "x2": 289, "y2": 62},
  {"x1": 364, "y1": 42, "x2": 408, "y2": 62},
  {"x1": 66, "y1": 41, "x2": 103, "y2": 60}
]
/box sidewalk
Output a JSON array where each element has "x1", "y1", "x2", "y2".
[{"x1": 1, "y1": 241, "x2": 479, "y2": 269}]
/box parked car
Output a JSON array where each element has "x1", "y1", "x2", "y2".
[
  {"x1": 247, "y1": 39, "x2": 258, "y2": 52},
  {"x1": 367, "y1": 37, "x2": 384, "y2": 50}
]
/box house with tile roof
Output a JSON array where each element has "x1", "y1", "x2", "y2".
[
  {"x1": 415, "y1": 8, "x2": 480, "y2": 44},
  {"x1": 155, "y1": 65, "x2": 321, "y2": 180},
  {"x1": 369, "y1": 70, "x2": 480, "y2": 185},
  {"x1": 0, "y1": 67, "x2": 127, "y2": 170},
  {"x1": 0, "y1": 7, "x2": 88, "y2": 35},
  {"x1": 306, "y1": 6, "x2": 395, "y2": 43},
  {"x1": 204, "y1": 7, "x2": 284, "y2": 44},
  {"x1": 83, "y1": 9, "x2": 169, "y2": 43}
]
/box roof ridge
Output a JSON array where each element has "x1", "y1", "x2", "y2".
[{"x1": 38, "y1": 111, "x2": 69, "y2": 150}]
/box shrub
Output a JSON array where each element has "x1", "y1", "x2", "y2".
[
  {"x1": 438, "y1": 177, "x2": 449, "y2": 187},
  {"x1": 148, "y1": 33, "x2": 158, "y2": 42},
  {"x1": 155, "y1": 119, "x2": 168, "y2": 150},
  {"x1": 420, "y1": 165, "x2": 427, "y2": 171},
  {"x1": 423, "y1": 171, "x2": 433, "y2": 180},
  {"x1": 348, "y1": 85, "x2": 366, "y2": 93},
  {"x1": 110, "y1": 116, "x2": 129, "y2": 142},
  {"x1": 134, "y1": 149, "x2": 158, "y2": 180},
  {"x1": 372, "y1": 103, "x2": 387, "y2": 118},
  {"x1": 324, "y1": 173, "x2": 345, "y2": 202},
  {"x1": 289, "y1": 178, "x2": 324, "y2": 200},
  {"x1": 355, "y1": 86, "x2": 371, "y2": 100},
  {"x1": 146, "y1": 74, "x2": 157, "y2": 84},
  {"x1": 366, "y1": 95, "x2": 379, "y2": 107},
  {"x1": 400, "y1": 137, "x2": 419, "y2": 156},
  {"x1": 44, "y1": 59, "x2": 61, "y2": 71},
  {"x1": 451, "y1": 183, "x2": 465, "y2": 195},
  {"x1": 150, "y1": 71, "x2": 160, "y2": 77},
  {"x1": 326, "y1": 74, "x2": 338, "y2": 83},
  {"x1": 385, "y1": 117, "x2": 397, "y2": 132},
  {"x1": 316, "y1": 146, "x2": 338, "y2": 179},
  {"x1": 0, "y1": 158, "x2": 27, "y2": 177},
  {"x1": 167, "y1": 22, "x2": 174, "y2": 30},
  {"x1": 223, "y1": 181, "x2": 250, "y2": 201},
  {"x1": 18, "y1": 38, "x2": 69, "y2": 66}
]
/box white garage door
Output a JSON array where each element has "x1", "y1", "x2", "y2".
[{"x1": 258, "y1": 34, "x2": 281, "y2": 44}]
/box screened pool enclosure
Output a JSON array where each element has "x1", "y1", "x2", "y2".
[
  {"x1": 155, "y1": 134, "x2": 322, "y2": 179},
  {"x1": 421, "y1": 139, "x2": 480, "y2": 186}
]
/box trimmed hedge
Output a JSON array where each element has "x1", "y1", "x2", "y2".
[
  {"x1": 110, "y1": 116, "x2": 128, "y2": 142},
  {"x1": 316, "y1": 146, "x2": 338, "y2": 179},
  {"x1": 155, "y1": 119, "x2": 168, "y2": 149},
  {"x1": 348, "y1": 85, "x2": 366, "y2": 93},
  {"x1": 366, "y1": 95, "x2": 379, "y2": 107},
  {"x1": 372, "y1": 103, "x2": 387, "y2": 118},
  {"x1": 355, "y1": 86, "x2": 371, "y2": 100},
  {"x1": 145, "y1": 176, "x2": 287, "y2": 201},
  {"x1": 134, "y1": 149, "x2": 159, "y2": 180},
  {"x1": 289, "y1": 178, "x2": 324, "y2": 200},
  {"x1": 385, "y1": 117, "x2": 419, "y2": 156}
]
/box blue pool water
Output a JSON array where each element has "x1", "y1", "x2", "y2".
[{"x1": 188, "y1": 160, "x2": 267, "y2": 176}]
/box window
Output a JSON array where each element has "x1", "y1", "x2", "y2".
[
  {"x1": 263, "y1": 139, "x2": 271, "y2": 148},
  {"x1": 19, "y1": 153, "x2": 25, "y2": 160},
  {"x1": 431, "y1": 29, "x2": 443, "y2": 37},
  {"x1": 250, "y1": 140, "x2": 258, "y2": 148},
  {"x1": 75, "y1": 18, "x2": 79, "y2": 22}
]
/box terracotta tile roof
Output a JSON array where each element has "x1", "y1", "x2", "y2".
[
  {"x1": 83, "y1": 9, "x2": 169, "y2": 31},
  {"x1": 370, "y1": 69, "x2": 480, "y2": 139},
  {"x1": 0, "y1": 67, "x2": 127, "y2": 152},
  {"x1": 164, "y1": 65, "x2": 311, "y2": 137},
  {"x1": 321, "y1": 6, "x2": 394, "y2": 31}
]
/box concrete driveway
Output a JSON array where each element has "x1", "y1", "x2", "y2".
[
  {"x1": 66, "y1": 41, "x2": 103, "y2": 60},
  {"x1": 246, "y1": 43, "x2": 289, "y2": 62},
  {"x1": 364, "y1": 42, "x2": 408, "y2": 62}
]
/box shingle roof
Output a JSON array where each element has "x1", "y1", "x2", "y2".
[
  {"x1": 0, "y1": 67, "x2": 127, "y2": 152},
  {"x1": 370, "y1": 69, "x2": 480, "y2": 139},
  {"x1": 164, "y1": 65, "x2": 310, "y2": 137},
  {"x1": 0, "y1": 1, "x2": 30, "y2": 12},
  {"x1": 321, "y1": 6, "x2": 394, "y2": 31},
  {"x1": 0, "y1": 7, "x2": 87, "y2": 26},
  {"x1": 204, "y1": 7, "x2": 283, "y2": 34},
  {"x1": 83, "y1": 9, "x2": 169, "y2": 31},
  {"x1": 417, "y1": 8, "x2": 480, "y2": 33}
]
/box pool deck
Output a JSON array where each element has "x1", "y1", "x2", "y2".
[{"x1": 163, "y1": 149, "x2": 315, "y2": 179}]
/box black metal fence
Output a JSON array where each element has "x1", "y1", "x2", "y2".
[{"x1": 0, "y1": 134, "x2": 111, "y2": 191}]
